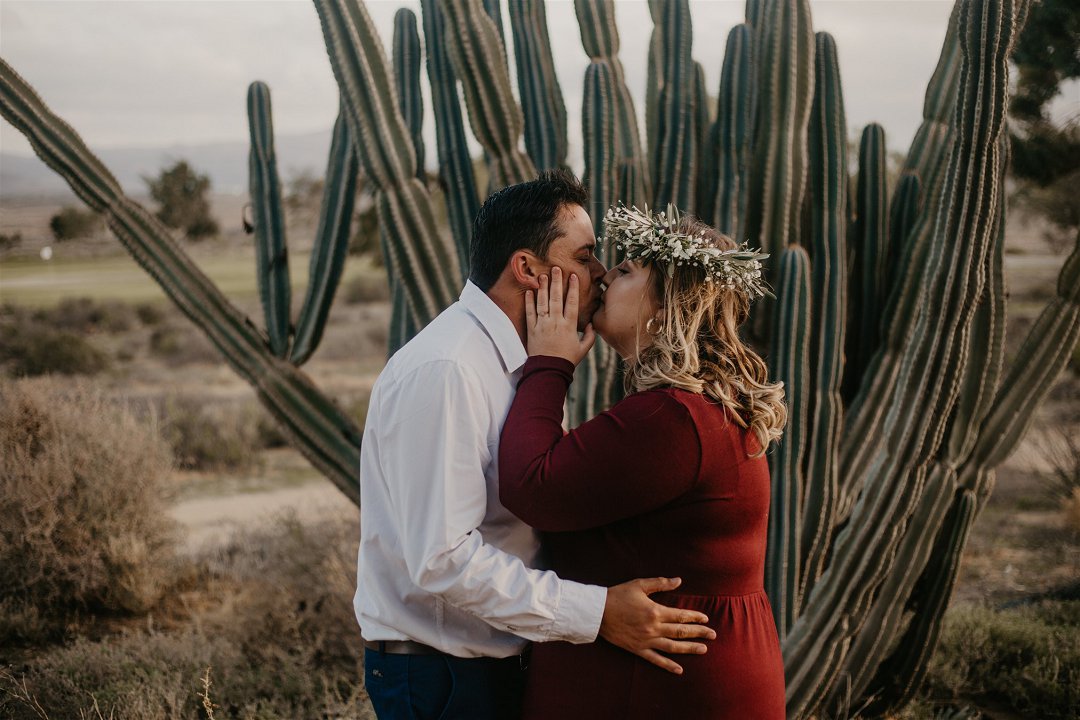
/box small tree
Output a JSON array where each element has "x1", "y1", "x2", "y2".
[
  {"x1": 144, "y1": 160, "x2": 219, "y2": 240},
  {"x1": 1008, "y1": 0, "x2": 1080, "y2": 252},
  {"x1": 48, "y1": 206, "x2": 102, "y2": 241}
]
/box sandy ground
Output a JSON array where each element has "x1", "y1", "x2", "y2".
[{"x1": 168, "y1": 478, "x2": 357, "y2": 552}]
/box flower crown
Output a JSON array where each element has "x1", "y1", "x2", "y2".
[{"x1": 602, "y1": 203, "x2": 773, "y2": 300}]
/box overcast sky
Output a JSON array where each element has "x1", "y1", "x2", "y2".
[{"x1": 2, "y1": 0, "x2": 1077, "y2": 178}]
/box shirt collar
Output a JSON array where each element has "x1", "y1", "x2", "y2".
[{"x1": 460, "y1": 280, "x2": 528, "y2": 374}]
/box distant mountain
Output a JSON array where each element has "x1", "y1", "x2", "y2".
[{"x1": 1, "y1": 128, "x2": 334, "y2": 200}]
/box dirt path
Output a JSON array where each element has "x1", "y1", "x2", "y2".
[{"x1": 167, "y1": 478, "x2": 357, "y2": 551}]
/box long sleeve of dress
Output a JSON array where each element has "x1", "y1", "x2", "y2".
[{"x1": 499, "y1": 355, "x2": 703, "y2": 532}]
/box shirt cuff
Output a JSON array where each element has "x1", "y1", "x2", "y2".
[{"x1": 551, "y1": 580, "x2": 607, "y2": 644}]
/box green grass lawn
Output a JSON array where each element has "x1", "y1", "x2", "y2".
[{"x1": 0, "y1": 247, "x2": 377, "y2": 307}]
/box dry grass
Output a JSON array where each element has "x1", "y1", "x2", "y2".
[
  {"x1": 920, "y1": 600, "x2": 1080, "y2": 720},
  {"x1": 0, "y1": 516, "x2": 374, "y2": 720},
  {"x1": 0, "y1": 377, "x2": 179, "y2": 644}
]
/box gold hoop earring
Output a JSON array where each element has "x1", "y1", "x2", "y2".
[{"x1": 645, "y1": 317, "x2": 663, "y2": 336}]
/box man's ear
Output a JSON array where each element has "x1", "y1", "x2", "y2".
[{"x1": 509, "y1": 250, "x2": 543, "y2": 289}]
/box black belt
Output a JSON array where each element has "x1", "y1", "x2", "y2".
[
  {"x1": 364, "y1": 639, "x2": 442, "y2": 655},
  {"x1": 363, "y1": 640, "x2": 532, "y2": 669}
]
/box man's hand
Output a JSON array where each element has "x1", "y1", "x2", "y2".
[
  {"x1": 599, "y1": 577, "x2": 716, "y2": 675},
  {"x1": 525, "y1": 267, "x2": 596, "y2": 365}
]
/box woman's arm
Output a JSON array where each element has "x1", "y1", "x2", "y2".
[{"x1": 499, "y1": 355, "x2": 702, "y2": 532}]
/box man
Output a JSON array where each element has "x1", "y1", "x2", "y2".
[{"x1": 356, "y1": 170, "x2": 715, "y2": 719}]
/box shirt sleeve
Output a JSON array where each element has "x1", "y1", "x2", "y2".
[
  {"x1": 376, "y1": 359, "x2": 606, "y2": 644},
  {"x1": 499, "y1": 355, "x2": 703, "y2": 532}
]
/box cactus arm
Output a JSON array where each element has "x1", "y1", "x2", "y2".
[
  {"x1": 420, "y1": 0, "x2": 480, "y2": 271},
  {"x1": 766, "y1": 245, "x2": 811, "y2": 638},
  {"x1": 843, "y1": 123, "x2": 888, "y2": 400},
  {"x1": 583, "y1": 61, "x2": 618, "y2": 241},
  {"x1": 961, "y1": 229, "x2": 1080, "y2": 477},
  {"x1": 574, "y1": 0, "x2": 651, "y2": 205},
  {"x1": 645, "y1": 25, "x2": 661, "y2": 197},
  {"x1": 883, "y1": 173, "x2": 921, "y2": 311},
  {"x1": 315, "y1": 0, "x2": 461, "y2": 332},
  {"x1": 481, "y1": 0, "x2": 507, "y2": 57},
  {"x1": 290, "y1": 106, "x2": 361, "y2": 366},
  {"x1": 649, "y1": 0, "x2": 696, "y2": 210},
  {"x1": 393, "y1": 8, "x2": 426, "y2": 183},
  {"x1": 709, "y1": 24, "x2": 755, "y2": 241},
  {"x1": 944, "y1": 151, "x2": 1008, "y2": 464},
  {"x1": 0, "y1": 57, "x2": 362, "y2": 504},
  {"x1": 438, "y1": 0, "x2": 535, "y2": 191},
  {"x1": 799, "y1": 31, "x2": 848, "y2": 604},
  {"x1": 509, "y1": 0, "x2": 568, "y2": 171},
  {"x1": 246, "y1": 82, "x2": 293, "y2": 359},
  {"x1": 745, "y1": 0, "x2": 813, "y2": 260},
  {"x1": 849, "y1": 484, "x2": 978, "y2": 715}
]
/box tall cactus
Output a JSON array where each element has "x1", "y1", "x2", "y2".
[
  {"x1": 509, "y1": 0, "x2": 568, "y2": 171},
  {"x1": 704, "y1": 23, "x2": 755, "y2": 242},
  {"x1": 843, "y1": 122, "x2": 888, "y2": 401},
  {"x1": 797, "y1": 30, "x2": 848, "y2": 605},
  {"x1": 393, "y1": 8, "x2": 426, "y2": 184},
  {"x1": 767, "y1": 245, "x2": 811, "y2": 637},
  {"x1": 419, "y1": 0, "x2": 479, "y2": 269},
  {"x1": 4, "y1": 0, "x2": 1075, "y2": 717},
  {"x1": 246, "y1": 82, "x2": 293, "y2": 358}
]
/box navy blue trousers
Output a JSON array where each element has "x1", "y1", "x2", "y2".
[{"x1": 364, "y1": 648, "x2": 526, "y2": 720}]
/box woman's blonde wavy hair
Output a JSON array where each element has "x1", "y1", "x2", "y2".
[{"x1": 625, "y1": 215, "x2": 787, "y2": 457}]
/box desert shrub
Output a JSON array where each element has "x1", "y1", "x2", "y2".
[
  {"x1": 160, "y1": 395, "x2": 262, "y2": 472},
  {"x1": 49, "y1": 206, "x2": 104, "y2": 241},
  {"x1": 148, "y1": 322, "x2": 218, "y2": 366},
  {"x1": 254, "y1": 404, "x2": 289, "y2": 449},
  {"x1": 0, "y1": 517, "x2": 373, "y2": 720},
  {"x1": 0, "y1": 378, "x2": 177, "y2": 645},
  {"x1": 135, "y1": 301, "x2": 166, "y2": 326},
  {"x1": 0, "y1": 310, "x2": 111, "y2": 377},
  {"x1": 0, "y1": 232, "x2": 21, "y2": 252},
  {"x1": 922, "y1": 600, "x2": 1080, "y2": 719},
  {"x1": 34, "y1": 296, "x2": 137, "y2": 334},
  {"x1": 342, "y1": 273, "x2": 390, "y2": 304}
]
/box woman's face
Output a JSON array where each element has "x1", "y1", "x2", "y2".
[{"x1": 592, "y1": 259, "x2": 662, "y2": 360}]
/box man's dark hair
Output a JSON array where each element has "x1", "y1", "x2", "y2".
[{"x1": 468, "y1": 169, "x2": 590, "y2": 291}]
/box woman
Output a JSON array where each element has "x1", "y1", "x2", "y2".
[{"x1": 499, "y1": 204, "x2": 787, "y2": 719}]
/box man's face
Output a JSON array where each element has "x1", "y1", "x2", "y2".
[{"x1": 539, "y1": 204, "x2": 607, "y2": 330}]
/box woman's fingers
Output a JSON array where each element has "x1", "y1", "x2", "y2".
[
  {"x1": 524, "y1": 289, "x2": 536, "y2": 327},
  {"x1": 550, "y1": 266, "x2": 564, "y2": 314},
  {"x1": 537, "y1": 273, "x2": 549, "y2": 315},
  {"x1": 564, "y1": 271, "x2": 579, "y2": 321}
]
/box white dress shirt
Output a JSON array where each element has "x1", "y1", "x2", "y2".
[{"x1": 354, "y1": 280, "x2": 607, "y2": 658}]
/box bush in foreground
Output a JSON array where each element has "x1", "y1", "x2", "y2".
[
  {"x1": 0, "y1": 378, "x2": 178, "y2": 644},
  {"x1": 0, "y1": 306, "x2": 111, "y2": 377},
  {"x1": 921, "y1": 600, "x2": 1080, "y2": 719},
  {"x1": 0, "y1": 517, "x2": 372, "y2": 720}
]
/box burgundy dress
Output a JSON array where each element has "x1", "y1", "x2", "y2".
[{"x1": 499, "y1": 356, "x2": 786, "y2": 719}]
